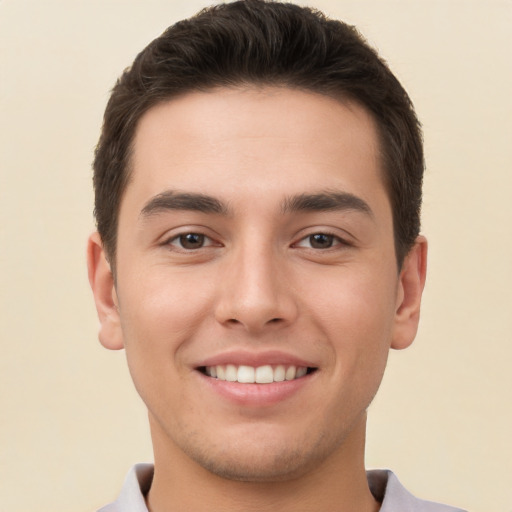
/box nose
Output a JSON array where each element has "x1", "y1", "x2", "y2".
[{"x1": 214, "y1": 244, "x2": 299, "y2": 334}]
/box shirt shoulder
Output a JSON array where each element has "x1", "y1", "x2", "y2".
[
  {"x1": 97, "y1": 463, "x2": 153, "y2": 512},
  {"x1": 98, "y1": 464, "x2": 466, "y2": 512},
  {"x1": 367, "y1": 469, "x2": 467, "y2": 512}
]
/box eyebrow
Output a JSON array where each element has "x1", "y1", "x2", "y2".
[
  {"x1": 139, "y1": 189, "x2": 373, "y2": 220},
  {"x1": 282, "y1": 191, "x2": 373, "y2": 217},
  {"x1": 140, "y1": 191, "x2": 229, "y2": 218}
]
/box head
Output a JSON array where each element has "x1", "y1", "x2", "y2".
[
  {"x1": 93, "y1": 0, "x2": 423, "y2": 274},
  {"x1": 88, "y1": 0, "x2": 427, "y2": 489}
]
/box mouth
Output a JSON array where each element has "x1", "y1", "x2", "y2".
[{"x1": 198, "y1": 364, "x2": 317, "y2": 384}]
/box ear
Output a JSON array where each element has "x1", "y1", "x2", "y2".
[
  {"x1": 87, "y1": 232, "x2": 124, "y2": 350},
  {"x1": 391, "y1": 235, "x2": 428, "y2": 350}
]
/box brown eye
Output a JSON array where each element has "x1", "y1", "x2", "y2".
[
  {"x1": 308, "y1": 233, "x2": 334, "y2": 249},
  {"x1": 176, "y1": 233, "x2": 206, "y2": 249}
]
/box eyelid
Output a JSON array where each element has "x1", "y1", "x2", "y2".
[
  {"x1": 168, "y1": 233, "x2": 215, "y2": 249},
  {"x1": 294, "y1": 233, "x2": 346, "y2": 249},
  {"x1": 292, "y1": 228, "x2": 354, "y2": 249},
  {"x1": 159, "y1": 226, "x2": 223, "y2": 251}
]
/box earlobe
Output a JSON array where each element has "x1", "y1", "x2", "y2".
[
  {"x1": 391, "y1": 235, "x2": 428, "y2": 350},
  {"x1": 87, "y1": 232, "x2": 124, "y2": 350}
]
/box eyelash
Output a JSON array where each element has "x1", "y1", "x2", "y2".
[
  {"x1": 166, "y1": 232, "x2": 217, "y2": 250},
  {"x1": 164, "y1": 231, "x2": 350, "y2": 251},
  {"x1": 294, "y1": 232, "x2": 349, "y2": 250}
]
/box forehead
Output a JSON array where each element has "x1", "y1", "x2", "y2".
[{"x1": 125, "y1": 86, "x2": 386, "y2": 212}]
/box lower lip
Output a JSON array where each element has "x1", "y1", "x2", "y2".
[{"x1": 197, "y1": 371, "x2": 315, "y2": 407}]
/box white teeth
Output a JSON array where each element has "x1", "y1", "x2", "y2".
[
  {"x1": 237, "y1": 365, "x2": 255, "y2": 383},
  {"x1": 274, "y1": 365, "x2": 286, "y2": 382},
  {"x1": 204, "y1": 364, "x2": 310, "y2": 383},
  {"x1": 296, "y1": 366, "x2": 307, "y2": 378},
  {"x1": 255, "y1": 365, "x2": 273, "y2": 383},
  {"x1": 285, "y1": 365, "x2": 297, "y2": 381},
  {"x1": 225, "y1": 364, "x2": 237, "y2": 382},
  {"x1": 216, "y1": 365, "x2": 226, "y2": 380}
]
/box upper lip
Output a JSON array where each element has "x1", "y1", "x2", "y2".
[{"x1": 195, "y1": 350, "x2": 317, "y2": 369}]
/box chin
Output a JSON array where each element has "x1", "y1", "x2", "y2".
[
  {"x1": 178, "y1": 425, "x2": 340, "y2": 483},
  {"x1": 191, "y1": 446, "x2": 315, "y2": 482}
]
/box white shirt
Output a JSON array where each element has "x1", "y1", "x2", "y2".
[{"x1": 98, "y1": 463, "x2": 466, "y2": 512}]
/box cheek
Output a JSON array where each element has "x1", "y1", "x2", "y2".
[
  {"x1": 306, "y1": 266, "x2": 398, "y2": 338},
  {"x1": 121, "y1": 269, "x2": 212, "y2": 332},
  {"x1": 304, "y1": 266, "x2": 397, "y2": 384},
  {"x1": 117, "y1": 272, "x2": 215, "y2": 415},
  {"x1": 117, "y1": 270, "x2": 217, "y2": 379}
]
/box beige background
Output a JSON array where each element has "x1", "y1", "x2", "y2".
[{"x1": 0, "y1": 1, "x2": 510, "y2": 511}]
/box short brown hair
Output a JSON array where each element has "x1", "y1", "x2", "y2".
[{"x1": 93, "y1": 0, "x2": 423, "y2": 270}]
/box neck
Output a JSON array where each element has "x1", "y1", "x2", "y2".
[{"x1": 146, "y1": 413, "x2": 380, "y2": 512}]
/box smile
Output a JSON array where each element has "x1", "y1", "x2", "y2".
[{"x1": 200, "y1": 364, "x2": 315, "y2": 384}]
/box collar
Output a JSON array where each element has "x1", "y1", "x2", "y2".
[{"x1": 98, "y1": 464, "x2": 466, "y2": 512}]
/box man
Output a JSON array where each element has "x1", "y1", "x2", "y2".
[{"x1": 87, "y1": 1, "x2": 465, "y2": 510}]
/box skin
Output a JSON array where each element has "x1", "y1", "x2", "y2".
[{"x1": 88, "y1": 87, "x2": 427, "y2": 511}]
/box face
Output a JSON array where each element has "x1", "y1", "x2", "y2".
[{"x1": 89, "y1": 86, "x2": 426, "y2": 482}]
